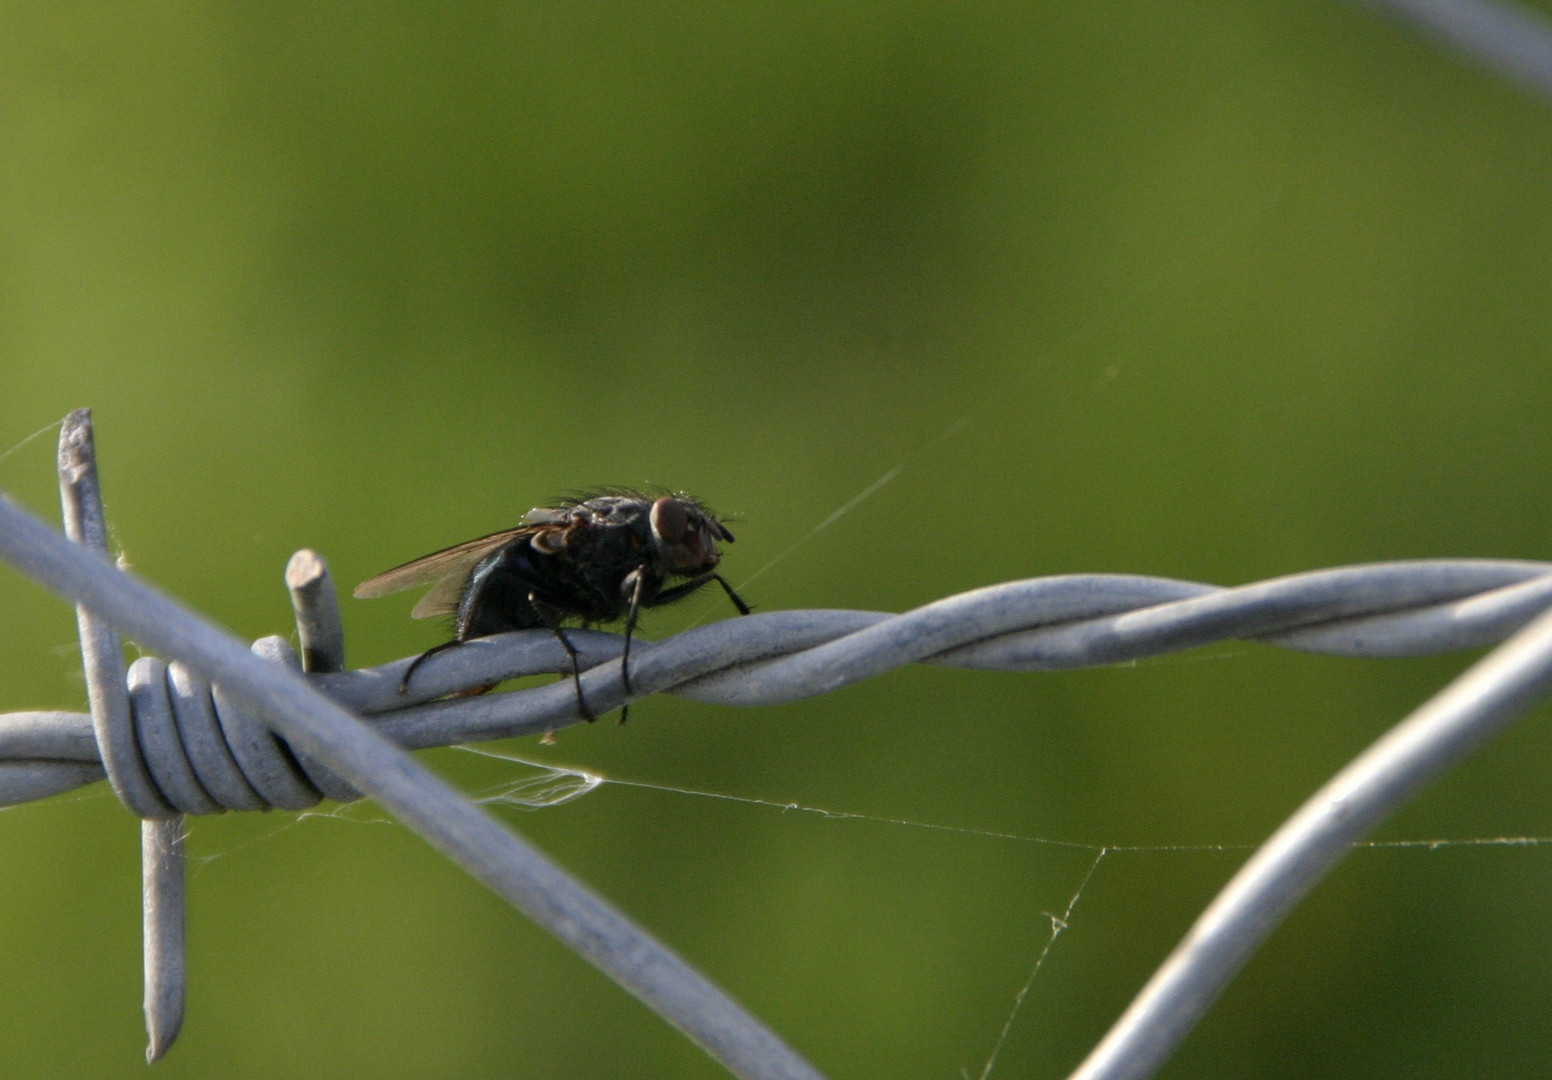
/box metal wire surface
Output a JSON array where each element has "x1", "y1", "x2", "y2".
[
  {"x1": 5, "y1": 559, "x2": 1552, "y2": 810},
  {"x1": 0, "y1": 418, "x2": 827, "y2": 1080},
  {"x1": 7, "y1": 413, "x2": 1552, "y2": 1080},
  {"x1": 1350, "y1": 0, "x2": 1552, "y2": 101}
]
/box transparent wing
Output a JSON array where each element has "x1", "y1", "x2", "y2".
[
  {"x1": 408, "y1": 572, "x2": 472, "y2": 620},
  {"x1": 353, "y1": 528, "x2": 531, "y2": 615}
]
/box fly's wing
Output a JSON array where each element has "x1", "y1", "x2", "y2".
[
  {"x1": 408, "y1": 573, "x2": 472, "y2": 620},
  {"x1": 353, "y1": 528, "x2": 530, "y2": 619}
]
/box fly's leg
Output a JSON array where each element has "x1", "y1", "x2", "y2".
[
  {"x1": 617, "y1": 568, "x2": 650, "y2": 725},
  {"x1": 399, "y1": 638, "x2": 464, "y2": 694},
  {"x1": 713, "y1": 573, "x2": 752, "y2": 615},
  {"x1": 652, "y1": 572, "x2": 753, "y2": 616},
  {"x1": 552, "y1": 626, "x2": 593, "y2": 722},
  {"x1": 614, "y1": 572, "x2": 749, "y2": 724},
  {"x1": 533, "y1": 595, "x2": 595, "y2": 722}
]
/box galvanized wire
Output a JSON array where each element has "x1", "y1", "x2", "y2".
[
  {"x1": 2, "y1": 560, "x2": 1551, "y2": 806},
  {"x1": 6, "y1": 463, "x2": 1552, "y2": 1080},
  {"x1": 55, "y1": 409, "x2": 185, "y2": 1061},
  {"x1": 1068, "y1": 595, "x2": 1552, "y2": 1080},
  {"x1": 0, "y1": 492, "x2": 826, "y2": 1080}
]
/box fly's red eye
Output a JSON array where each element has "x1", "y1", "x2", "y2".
[{"x1": 650, "y1": 497, "x2": 688, "y2": 543}]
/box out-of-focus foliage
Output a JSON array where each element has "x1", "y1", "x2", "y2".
[{"x1": 3, "y1": 4, "x2": 1552, "y2": 1078}]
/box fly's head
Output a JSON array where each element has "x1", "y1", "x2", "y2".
[{"x1": 649, "y1": 495, "x2": 735, "y2": 577}]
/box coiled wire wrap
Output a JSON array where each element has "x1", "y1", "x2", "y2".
[
  {"x1": 4, "y1": 557, "x2": 1552, "y2": 813},
  {"x1": 126, "y1": 639, "x2": 359, "y2": 813}
]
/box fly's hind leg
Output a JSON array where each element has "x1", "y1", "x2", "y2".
[
  {"x1": 400, "y1": 639, "x2": 499, "y2": 698},
  {"x1": 400, "y1": 638, "x2": 463, "y2": 694}
]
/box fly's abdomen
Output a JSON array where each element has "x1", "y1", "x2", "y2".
[{"x1": 456, "y1": 544, "x2": 547, "y2": 639}]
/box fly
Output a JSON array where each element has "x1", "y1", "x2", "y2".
[{"x1": 354, "y1": 491, "x2": 751, "y2": 721}]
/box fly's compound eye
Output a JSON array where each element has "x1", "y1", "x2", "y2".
[
  {"x1": 649, "y1": 497, "x2": 688, "y2": 544},
  {"x1": 651, "y1": 496, "x2": 716, "y2": 571}
]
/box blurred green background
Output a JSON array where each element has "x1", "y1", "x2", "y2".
[{"x1": 4, "y1": 3, "x2": 1552, "y2": 1078}]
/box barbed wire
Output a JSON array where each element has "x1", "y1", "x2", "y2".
[
  {"x1": 6, "y1": 558, "x2": 1552, "y2": 810},
  {"x1": 2, "y1": 411, "x2": 825, "y2": 1080},
  {"x1": 6, "y1": 411, "x2": 1552, "y2": 1080}
]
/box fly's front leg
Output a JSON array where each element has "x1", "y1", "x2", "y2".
[
  {"x1": 712, "y1": 573, "x2": 752, "y2": 615},
  {"x1": 620, "y1": 567, "x2": 650, "y2": 695},
  {"x1": 617, "y1": 567, "x2": 650, "y2": 725},
  {"x1": 652, "y1": 572, "x2": 753, "y2": 616}
]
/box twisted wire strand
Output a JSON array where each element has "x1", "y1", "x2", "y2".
[
  {"x1": 7, "y1": 476, "x2": 1552, "y2": 1080},
  {"x1": 0, "y1": 487, "x2": 827, "y2": 1080},
  {"x1": 0, "y1": 639, "x2": 358, "y2": 815},
  {"x1": 1070, "y1": 586, "x2": 1552, "y2": 1080},
  {"x1": 343, "y1": 558, "x2": 1552, "y2": 747},
  {"x1": 2, "y1": 558, "x2": 1550, "y2": 811}
]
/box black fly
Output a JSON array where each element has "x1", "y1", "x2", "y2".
[{"x1": 353, "y1": 491, "x2": 751, "y2": 721}]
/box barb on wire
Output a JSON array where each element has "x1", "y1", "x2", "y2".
[
  {"x1": 0, "y1": 478, "x2": 824, "y2": 1080},
  {"x1": 3, "y1": 559, "x2": 1552, "y2": 807},
  {"x1": 6, "y1": 412, "x2": 1552, "y2": 1080},
  {"x1": 56, "y1": 409, "x2": 186, "y2": 1061}
]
